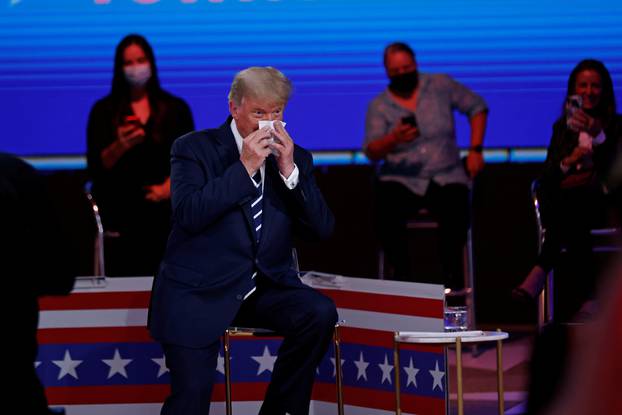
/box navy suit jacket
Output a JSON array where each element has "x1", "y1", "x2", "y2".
[{"x1": 149, "y1": 119, "x2": 334, "y2": 348}]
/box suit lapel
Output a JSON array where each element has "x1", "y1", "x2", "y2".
[{"x1": 213, "y1": 119, "x2": 239, "y2": 169}]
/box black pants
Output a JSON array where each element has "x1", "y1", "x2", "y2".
[
  {"x1": 537, "y1": 184, "x2": 609, "y2": 304},
  {"x1": 160, "y1": 278, "x2": 338, "y2": 415},
  {"x1": 377, "y1": 180, "x2": 470, "y2": 289}
]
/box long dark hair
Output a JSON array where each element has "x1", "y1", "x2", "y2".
[
  {"x1": 110, "y1": 34, "x2": 162, "y2": 101},
  {"x1": 563, "y1": 59, "x2": 616, "y2": 125},
  {"x1": 108, "y1": 34, "x2": 167, "y2": 138}
]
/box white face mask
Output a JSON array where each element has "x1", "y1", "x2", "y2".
[{"x1": 124, "y1": 63, "x2": 152, "y2": 88}]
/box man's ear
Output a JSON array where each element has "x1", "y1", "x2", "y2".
[{"x1": 229, "y1": 100, "x2": 238, "y2": 119}]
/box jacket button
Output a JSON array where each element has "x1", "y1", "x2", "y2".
[
  {"x1": 236, "y1": 294, "x2": 243, "y2": 300},
  {"x1": 255, "y1": 259, "x2": 260, "y2": 265}
]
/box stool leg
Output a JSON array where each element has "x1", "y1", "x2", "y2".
[
  {"x1": 224, "y1": 330, "x2": 233, "y2": 415},
  {"x1": 393, "y1": 332, "x2": 401, "y2": 415},
  {"x1": 334, "y1": 324, "x2": 344, "y2": 415},
  {"x1": 496, "y1": 329, "x2": 505, "y2": 415},
  {"x1": 456, "y1": 337, "x2": 463, "y2": 415},
  {"x1": 546, "y1": 270, "x2": 554, "y2": 324}
]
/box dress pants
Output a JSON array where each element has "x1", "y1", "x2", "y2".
[
  {"x1": 160, "y1": 276, "x2": 338, "y2": 415},
  {"x1": 377, "y1": 180, "x2": 470, "y2": 289}
]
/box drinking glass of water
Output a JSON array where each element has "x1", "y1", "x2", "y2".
[{"x1": 444, "y1": 306, "x2": 468, "y2": 331}]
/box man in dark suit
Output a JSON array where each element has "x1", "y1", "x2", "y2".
[
  {"x1": 149, "y1": 67, "x2": 337, "y2": 415},
  {"x1": 1, "y1": 153, "x2": 75, "y2": 414}
]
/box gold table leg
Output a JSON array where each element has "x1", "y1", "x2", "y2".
[
  {"x1": 456, "y1": 337, "x2": 463, "y2": 415},
  {"x1": 393, "y1": 332, "x2": 401, "y2": 415},
  {"x1": 496, "y1": 328, "x2": 505, "y2": 415},
  {"x1": 334, "y1": 324, "x2": 344, "y2": 415}
]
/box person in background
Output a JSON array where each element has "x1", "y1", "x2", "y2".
[
  {"x1": 513, "y1": 59, "x2": 622, "y2": 316},
  {"x1": 539, "y1": 156, "x2": 622, "y2": 415},
  {"x1": 86, "y1": 34, "x2": 194, "y2": 276},
  {"x1": 148, "y1": 66, "x2": 337, "y2": 415},
  {"x1": 364, "y1": 42, "x2": 488, "y2": 295},
  {"x1": 1, "y1": 153, "x2": 76, "y2": 415}
]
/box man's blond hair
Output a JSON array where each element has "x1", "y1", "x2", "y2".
[{"x1": 228, "y1": 66, "x2": 292, "y2": 105}]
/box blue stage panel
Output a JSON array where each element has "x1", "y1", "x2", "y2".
[{"x1": 1, "y1": 0, "x2": 621, "y2": 156}]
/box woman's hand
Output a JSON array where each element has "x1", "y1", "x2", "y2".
[
  {"x1": 101, "y1": 121, "x2": 145, "y2": 170},
  {"x1": 567, "y1": 109, "x2": 602, "y2": 137},
  {"x1": 466, "y1": 151, "x2": 485, "y2": 177},
  {"x1": 144, "y1": 179, "x2": 171, "y2": 202},
  {"x1": 562, "y1": 146, "x2": 592, "y2": 169},
  {"x1": 117, "y1": 123, "x2": 146, "y2": 149}
]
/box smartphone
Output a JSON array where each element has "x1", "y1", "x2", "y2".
[
  {"x1": 124, "y1": 115, "x2": 142, "y2": 127},
  {"x1": 565, "y1": 95, "x2": 582, "y2": 127},
  {"x1": 401, "y1": 114, "x2": 418, "y2": 127}
]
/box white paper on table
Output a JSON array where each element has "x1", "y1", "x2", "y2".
[{"x1": 399, "y1": 330, "x2": 484, "y2": 338}]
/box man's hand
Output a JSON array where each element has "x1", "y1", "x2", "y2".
[
  {"x1": 240, "y1": 126, "x2": 272, "y2": 176},
  {"x1": 270, "y1": 121, "x2": 295, "y2": 178},
  {"x1": 466, "y1": 151, "x2": 484, "y2": 178},
  {"x1": 391, "y1": 123, "x2": 418, "y2": 144},
  {"x1": 568, "y1": 109, "x2": 602, "y2": 137}
]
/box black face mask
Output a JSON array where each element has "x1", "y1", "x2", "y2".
[{"x1": 389, "y1": 70, "x2": 419, "y2": 94}]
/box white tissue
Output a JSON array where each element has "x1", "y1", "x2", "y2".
[{"x1": 258, "y1": 120, "x2": 286, "y2": 129}]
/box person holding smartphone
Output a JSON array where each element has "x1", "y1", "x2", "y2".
[
  {"x1": 513, "y1": 59, "x2": 622, "y2": 318},
  {"x1": 86, "y1": 34, "x2": 194, "y2": 276},
  {"x1": 363, "y1": 42, "x2": 488, "y2": 295}
]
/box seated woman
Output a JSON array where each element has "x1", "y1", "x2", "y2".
[
  {"x1": 513, "y1": 59, "x2": 622, "y2": 311},
  {"x1": 87, "y1": 34, "x2": 194, "y2": 276}
]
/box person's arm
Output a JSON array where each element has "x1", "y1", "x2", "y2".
[
  {"x1": 365, "y1": 124, "x2": 418, "y2": 161},
  {"x1": 465, "y1": 111, "x2": 488, "y2": 177},
  {"x1": 170, "y1": 134, "x2": 260, "y2": 234},
  {"x1": 86, "y1": 101, "x2": 109, "y2": 178},
  {"x1": 87, "y1": 101, "x2": 145, "y2": 172},
  {"x1": 363, "y1": 101, "x2": 417, "y2": 161},
  {"x1": 145, "y1": 98, "x2": 196, "y2": 202},
  {"x1": 541, "y1": 120, "x2": 588, "y2": 186},
  {"x1": 100, "y1": 120, "x2": 145, "y2": 169},
  {"x1": 447, "y1": 75, "x2": 489, "y2": 178}
]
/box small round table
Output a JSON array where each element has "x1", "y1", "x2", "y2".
[{"x1": 393, "y1": 330, "x2": 509, "y2": 415}]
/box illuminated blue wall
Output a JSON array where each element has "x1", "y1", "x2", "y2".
[{"x1": 1, "y1": 0, "x2": 621, "y2": 156}]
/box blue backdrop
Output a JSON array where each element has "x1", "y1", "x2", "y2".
[{"x1": 1, "y1": 0, "x2": 621, "y2": 156}]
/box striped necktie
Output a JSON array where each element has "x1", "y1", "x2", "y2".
[{"x1": 250, "y1": 171, "x2": 263, "y2": 242}]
